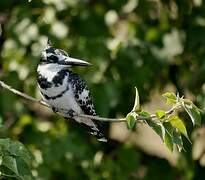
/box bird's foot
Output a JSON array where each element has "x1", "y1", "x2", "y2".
[{"x1": 66, "y1": 109, "x2": 76, "y2": 117}]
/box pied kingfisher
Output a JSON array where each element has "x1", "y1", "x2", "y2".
[{"x1": 37, "y1": 40, "x2": 107, "y2": 142}]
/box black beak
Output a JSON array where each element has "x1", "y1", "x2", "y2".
[{"x1": 58, "y1": 56, "x2": 92, "y2": 67}]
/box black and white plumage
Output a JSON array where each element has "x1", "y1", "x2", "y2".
[{"x1": 37, "y1": 41, "x2": 107, "y2": 142}]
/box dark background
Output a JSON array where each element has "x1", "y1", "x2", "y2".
[{"x1": 0, "y1": 0, "x2": 205, "y2": 179}]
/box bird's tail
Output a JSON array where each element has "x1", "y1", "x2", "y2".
[
  {"x1": 70, "y1": 116, "x2": 107, "y2": 142},
  {"x1": 89, "y1": 124, "x2": 107, "y2": 142}
]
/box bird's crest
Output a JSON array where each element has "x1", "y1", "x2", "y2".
[{"x1": 47, "y1": 38, "x2": 52, "y2": 48}]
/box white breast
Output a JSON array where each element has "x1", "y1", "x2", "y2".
[
  {"x1": 38, "y1": 64, "x2": 83, "y2": 116},
  {"x1": 45, "y1": 84, "x2": 83, "y2": 116},
  {"x1": 39, "y1": 76, "x2": 68, "y2": 97}
]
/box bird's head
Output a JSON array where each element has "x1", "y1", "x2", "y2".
[{"x1": 40, "y1": 39, "x2": 91, "y2": 68}]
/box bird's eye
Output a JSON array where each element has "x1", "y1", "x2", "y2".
[{"x1": 49, "y1": 55, "x2": 59, "y2": 63}]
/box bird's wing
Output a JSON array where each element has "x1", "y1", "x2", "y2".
[
  {"x1": 68, "y1": 71, "x2": 96, "y2": 116},
  {"x1": 68, "y1": 71, "x2": 107, "y2": 142}
]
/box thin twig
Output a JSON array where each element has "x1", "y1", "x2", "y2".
[
  {"x1": 0, "y1": 80, "x2": 49, "y2": 107},
  {"x1": 0, "y1": 80, "x2": 177, "y2": 123},
  {"x1": 76, "y1": 114, "x2": 126, "y2": 122}
]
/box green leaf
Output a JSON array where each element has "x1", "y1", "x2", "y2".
[
  {"x1": 162, "y1": 92, "x2": 177, "y2": 105},
  {"x1": 163, "y1": 122, "x2": 173, "y2": 135},
  {"x1": 164, "y1": 130, "x2": 173, "y2": 152},
  {"x1": 183, "y1": 102, "x2": 201, "y2": 126},
  {"x1": 138, "y1": 111, "x2": 151, "y2": 118},
  {"x1": 164, "y1": 122, "x2": 185, "y2": 152},
  {"x1": 15, "y1": 157, "x2": 34, "y2": 180},
  {"x1": 168, "y1": 115, "x2": 189, "y2": 141},
  {"x1": 156, "y1": 110, "x2": 166, "y2": 119},
  {"x1": 2, "y1": 155, "x2": 19, "y2": 176},
  {"x1": 146, "y1": 119, "x2": 165, "y2": 140},
  {"x1": 163, "y1": 122, "x2": 174, "y2": 152},
  {"x1": 146, "y1": 120, "x2": 185, "y2": 152},
  {"x1": 0, "y1": 138, "x2": 32, "y2": 164},
  {"x1": 126, "y1": 113, "x2": 136, "y2": 130},
  {"x1": 0, "y1": 138, "x2": 34, "y2": 180},
  {"x1": 132, "y1": 87, "x2": 141, "y2": 112},
  {"x1": 173, "y1": 129, "x2": 183, "y2": 152}
]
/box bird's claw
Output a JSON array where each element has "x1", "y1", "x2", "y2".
[{"x1": 66, "y1": 109, "x2": 76, "y2": 117}]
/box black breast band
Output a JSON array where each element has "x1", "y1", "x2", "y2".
[{"x1": 41, "y1": 85, "x2": 69, "y2": 100}]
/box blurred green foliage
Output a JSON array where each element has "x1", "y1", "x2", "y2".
[{"x1": 0, "y1": 0, "x2": 205, "y2": 179}]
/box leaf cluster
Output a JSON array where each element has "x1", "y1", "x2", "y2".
[{"x1": 126, "y1": 90, "x2": 201, "y2": 152}]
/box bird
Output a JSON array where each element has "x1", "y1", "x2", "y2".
[{"x1": 37, "y1": 40, "x2": 107, "y2": 142}]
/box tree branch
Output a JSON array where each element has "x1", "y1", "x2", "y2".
[
  {"x1": 0, "y1": 80, "x2": 176, "y2": 123},
  {"x1": 0, "y1": 80, "x2": 49, "y2": 107}
]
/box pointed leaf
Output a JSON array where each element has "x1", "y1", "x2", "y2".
[
  {"x1": 168, "y1": 115, "x2": 189, "y2": 141},
  {"x1": 132, "y1": 87, "x2": 141, "y2": 112},
  {"x1": 164, "y1": 122, "x2": 185, "y2": 152},
  {"x1": 164, "y1": 130, "x2": 173, "y2": 152},
  {"x1": 173, "y1": 128, "x2": 183, "y2": 152},
  {"x1": 146, "y1": 119, "x2": 165, "y2": 140},
  {"x1": 126, "y1": 113, "x2": 136, "y2": 130},
  {"x1": 163, "y1": 122, "x2": 173, "y2": 135},
  {"x1": 163, "y1": 122, "x2": 174, "y2": 152},
  {"x1": 139, "y1": 111, "x2": 151, "y2": 118},
  {"x1": 162, "y1": 92, "x2": 177, "y2": 105},
  {"x1": 2, "y1": 155, "x2": 19, "y2": 176},
  {"x1": 156, "y1": 110, "x2": 166, "y2": 119},
  {"x1": 183, "y1": 102, "x2": 201, "y2": 126}
]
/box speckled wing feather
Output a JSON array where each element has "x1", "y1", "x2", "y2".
[
  {"x1": 68, "y1": 71, "x2": 96, "y2": 116},
  {"x1": 67, "y1": 71, "x2": 107, "y2": 141}
]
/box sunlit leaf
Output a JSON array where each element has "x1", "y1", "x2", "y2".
[
  {"x1": 156, "y1": 110, "x2": 166, "y2": 119},
  {"x1": 164, "y1": 122, "x2": 185, "y2": 152},
  {"x1": 162, "y1": 92, "x2": 177, "y2": 105},
  {"x1": 168, "y1": 115, "x2": 189, "y2": 141}
]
